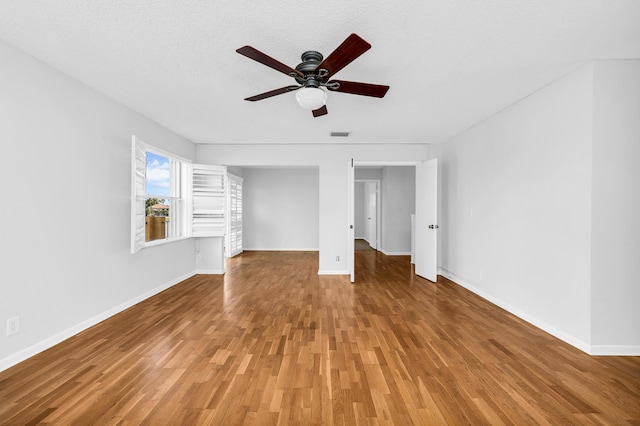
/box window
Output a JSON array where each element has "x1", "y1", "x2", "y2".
[
  {"x1": 131, "y1": 135, "x2": 227, "y2": 254},
  {"x1": 131, "y1": 136, "x2": 189, "y2": 253}
]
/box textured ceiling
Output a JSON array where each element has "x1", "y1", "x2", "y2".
[{"x1": 1, "y1": 1, "x2": 639, "y2": 144}]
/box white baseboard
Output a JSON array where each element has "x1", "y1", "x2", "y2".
[
  {"x1": 318, "y1": 270, "x2": 349, "y2": 275},
  {"x1": 380, "y1": 249, "x2": 411, "y2": 256},
  {"x1": 590, "y1": 345, "x2": 640, "y2": 356},
  {"x1": 0, "y1": 271, "x2": 195, "y2": 373},
  {"x1": 437, "y1": 267, "x2": 595, "y2": 355}
]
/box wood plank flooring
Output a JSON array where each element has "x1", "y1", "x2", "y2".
[
  {"x1": 354, "y1": 239, "x2": 374, "y2": 251},
  {"x1": 1, "y1": 251, "x2": 639, "y2": 425}
]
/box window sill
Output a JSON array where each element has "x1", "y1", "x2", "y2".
[{"x1": 142, "y1": 235, "x2": 190, "y2": 250}]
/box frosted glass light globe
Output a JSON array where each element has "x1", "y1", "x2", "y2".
[{"x1": 295, "y1": 87, "x2": 327, "y2": 110}]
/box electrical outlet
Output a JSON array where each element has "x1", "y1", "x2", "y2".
[
  {"x1": 7, "y1": 317, "x2": 20, "y2": 336},
  {"x1": 336, "y1": 256, "x2": 340, "y2": 262}
]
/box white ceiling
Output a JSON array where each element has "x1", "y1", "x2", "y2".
[{"x1": 1, "y1": 1, "x2": 639, "y2": 145}]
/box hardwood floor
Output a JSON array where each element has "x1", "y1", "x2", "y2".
[
  {"x1": 354, "y1": 239, "x2": 374, "y2": 251},
  {"x1": 1, "y1": 251, "x2": 639, "y2": 425}
]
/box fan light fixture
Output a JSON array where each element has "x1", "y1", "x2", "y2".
[
  {"x1": 237, "y1": 34, "x2": 389, "y2": 118},
  {"x1": 295, "y1": 87, "x2": 327, "y2": 110}
]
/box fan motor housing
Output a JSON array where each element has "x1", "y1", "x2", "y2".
[{"x1": 295, "y1": 51, "x2": 325, "y2": 85}]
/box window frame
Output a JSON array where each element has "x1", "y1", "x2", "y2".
[{"x1": 131, "y1": 135, "x2": 191, "y2": 253}]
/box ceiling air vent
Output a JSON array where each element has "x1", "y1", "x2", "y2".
[{"x1": 330, "y1": 132, "x2": 350, "y2": 137}]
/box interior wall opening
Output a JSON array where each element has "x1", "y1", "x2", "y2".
[
  {"x1": 353, "y1": 165, "x2": 416, "y2": 275},
  {"x1": 226, "y1": 166, "x2": 320, "y2": 256}
]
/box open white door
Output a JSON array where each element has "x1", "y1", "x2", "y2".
[
  {"x1": 347, "y1": 159, "x2": 355, "y2": 282},
  {"x1": 415, "y1": 159, "x2": 438, "y2": 282}
]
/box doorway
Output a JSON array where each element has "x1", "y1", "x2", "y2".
[
  {"x1": 347, "y1": 160, "x2": 437, "y2": 283},
  {"x1": 355, "y1": 179, "x2": 380, "y2": 251}
]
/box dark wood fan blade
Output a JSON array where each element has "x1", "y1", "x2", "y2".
[
  {"x1": 328, "y1": 80, "x2": 389, "y2": 98},
  {"x1": 245, "y1": 86, "x2": 299, "y2": 102},
  {"x1": 315, "y1": 34, "x2": 371, "y2": 79},
  {"x1": 312, "y1": 105, "x2": 328, "y2": 117},
  {"x1": 237, "y1": 46, "x2": 304, "y2": 78}
]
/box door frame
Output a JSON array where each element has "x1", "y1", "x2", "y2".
[{"x1": 348, "y1": 160, "x2": 423, "y2": 282}]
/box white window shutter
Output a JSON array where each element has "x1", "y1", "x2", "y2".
[
  {"x1": 131, "y1": 136, "x2": 147, "y2": 253},
  {"x1": 192, "y1": 164, "x2": 227, "y2": 237},
  {"x1": 227, "y1": 173, "x2": 243, "y2": 257}
]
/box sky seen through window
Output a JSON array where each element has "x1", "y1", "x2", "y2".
[{"x1": 145, "y1": 152, "x2": 170, "y2": 197}]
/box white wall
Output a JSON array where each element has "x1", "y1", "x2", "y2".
[
  {"x1": 355, "y1": 168, "x2": 383, "y2": 244},
  {"x1": 381, "y1": 167, "x2": 416, "y2": 254},
  {"x1": 196, "y1": 144, "x2": 428, "y2": 274},
  {"x1": 354, "y1": 182, "x2": 366, "y2": 238},
  {"x1": 242, "y1": 167, "x2": 319, "y2": 250},
  {"x1": 195, "y1": 237, "x2": 225, "y2": 274},
  {"x1": 0, "y1": 40, "x2": 198, "y2": 370},
  {"x1": 438, "y1": 61, "x2": 640, "y2": 355},
  {"x1": 440, "y1": 64, "x2": 595, "y2": 350},
  {"x1": 590, "y1": 61, "x2": 640, "y2": 352},
  {"x1": 355, "y1": 168, "x2": 383, "y2": 180}
]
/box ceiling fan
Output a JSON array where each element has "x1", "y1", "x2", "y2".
[{"x1": 236, "y1": 34, "x2": 389, "y2": 117}]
